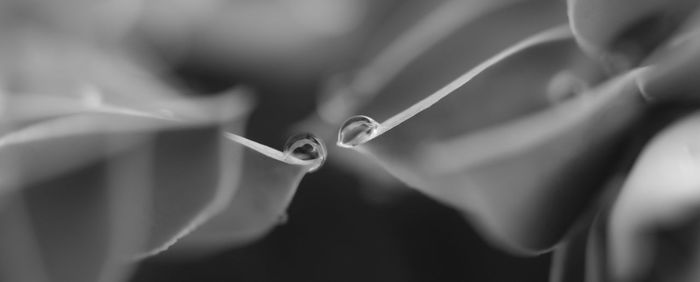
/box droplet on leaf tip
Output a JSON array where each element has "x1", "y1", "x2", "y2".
[
  {"x1": 337, "y1": 115, "x2": 379, "y2": 148},
  {"x1": 283, "y1": 133, "x2": 327, "y2": 172}
]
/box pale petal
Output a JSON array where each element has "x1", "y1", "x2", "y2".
[
  {"x1": 608, "y1": 110, "x2": 700, "y2": 281},
  {"x1": 567, "y1": 0, "x2": 700, "y2": 69},
  {"x1": 338, "y1": 28, "x2": 650, "y2": 254},
  {"x1": 171, "y1": 133, "x2": 326, "y2": 255}
]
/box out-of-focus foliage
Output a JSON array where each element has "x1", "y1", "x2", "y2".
[
  {"x1": 326, "y1": 0, "x2": 700, "y2": 281},
  {"x1": 0, "y1": 1, "x2": 330, "y2": 281},
  {"x1": 3, "y1": 0, "x2": 700, "y2": 281}
]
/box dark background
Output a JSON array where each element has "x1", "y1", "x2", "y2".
[{"x1": 129, "y1": 71, "x2": 551, "y2": 282}]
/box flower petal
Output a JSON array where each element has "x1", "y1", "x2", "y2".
[
  {"x1": 320, "y1": 0, "x2": 567, "y2": 124},
  {"x1": 171, "y1": 133, "x2": 326, "y2": 255},
  {"x1": 608, "y1": 110, "x2": 700, "y2": 281},
  {"x1": 306, "y1": 0, "x2": 567, "y2": 185},
  {"x1": 637, "y1": 20, "x2": 700, "y2": 102},
  {"x1": 567, "y1": 0, "x2": 700, "y2": 70},
  {"x1": 338, "y1": 28, "x2": 649, "y2": 254},
  {"x1": 0, "y1": 113, "x2": 161, "y2": 282},
  {"x1": 0, "y1": 88, "x2": 252, "y2": 282}
]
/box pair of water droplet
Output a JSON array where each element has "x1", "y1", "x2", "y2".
[{"x1": 281, "y1": 115, "x2": 380, "y2": 173}]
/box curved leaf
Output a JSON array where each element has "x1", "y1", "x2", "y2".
[
  {"x1": 549, "y1": 174, "x2": 625, "y2": 282},
  {"x1": 337, "y1": 28, "x2": 649, "y2": 254},
  {"x1": 567, "y1": 0, "x2": 700, "y2": 69},
  {"x1": 320, "y1": 0, "x2": 566, "y2": 124},
  {"x1": 0, "y1": 87, "x2": 252, "y2": 281},
  {"x1": 637, "y1": 23, "x2": 700, "y2": 102},
  {"x1": 608, "y1": 111, "x2": 700, "y2": 282},
  {"x1": 0, "y1": 130, "x2": 152, "y2": 282},
  {"x1": 171, "y1": 133, "x2": 326, "y2": 254},
  {"x1": 304, "y1": 0, "x2": 566, "y2": 186},
  {"x1": 550, "y1": 226, "x2": 587, "y2": 282}
]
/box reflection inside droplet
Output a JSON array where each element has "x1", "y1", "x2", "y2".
[
  {"x1": 283, "y1": 133, "x2": 327, "y2": 172},
  {"x1": 337, "y1": 115, "x2": 379, "y2": 148}
]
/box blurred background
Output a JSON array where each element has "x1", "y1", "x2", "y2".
[
  {"x1": 130, "y1": 1, "x2": 551, "y2": 281},
  {"x1": 1, "y1": 0, "x2": 554, "y2": 281}
]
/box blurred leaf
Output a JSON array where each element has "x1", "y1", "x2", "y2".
[
  {"x1": 135, "y1": 0, "x2": 371, "y2": 77},
  {"x1": 607, "y1": 111, "x2": 700, "y2": 282},
  {"x1": 320, "y1": 0, "x2": 567, "y2": 124},
  {"x1": 337, "y1": 27, "x2": 652, "y2": 254},
  {"x1": 172, "y1": 133, "x2": 326, "y2": 255},
  {"x1": 549, "y1": 175, "x2": 625, "y2": 282},
  {"x1": 0, "y1": 86, "x2": 252, "y2": 281},
  {"x1": 0, "y1": 126, "x2": 153, "y2": 282},
  {"x1": 138, "y1": 98, "x2": 249, "y2": 255},
  {"x1": 306, "y1": 0, "x2": 567, "y2": 185},
  {"x1": 637, "y1": 21, "x2": 700, "y2": 102},
  {"x1": 550, "y1": 226, "x2": 587, "y2": 282},
  {"x1": 567, "y1": 0, "x2": 700, "y2": 70},
  {"x1": 0, "y1": 112, "x2": 160, "y2": 282}
]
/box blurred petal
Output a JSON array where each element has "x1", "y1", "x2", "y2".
[
  {"x1": 303, "y1": 0, "x2": 566, "y2": 185},
  {"x1": 608, "y1": 111, "x2": 700, "y2": 281},
  {"x1": 1, "y1": 31, "x2": 257, "y2": 256},
  {"x1": 0, "y1": 111, "x2": 162, "y2": 282},
  {"x1": 172, "y1": 133, "x2": 326, "y2": 254},
  {"x1": 637, "y1": 20, "x2": 700, "y2": 102},
  {"x1": 550, "y1": 175, "x2": 625, "y2": 282},
  {"x1": 550, "y1": 212, "x2": 609, "y2": 282},
  {"x1": 138, "y1": 94, "x2": 251, "y2": 256},
  {"x1": 567, "y1": 0, "x2": 700, "y2": 69},
  {"x1": 550, "y1": 226, "x2": 587, "y2": 282},
  {"x1": 320, "y1": 0, "x2": 567, "y2": 124},
  {"x1": 0, "y1": 140, "x2": 151, "y2": 282},
  {"x1": 0, "y1": 85, "x2": 252, "y2": 282},
  {"x1": 337, "y1": 27, "x2": 650, "y2": 254},
  {"x1": 135, "y1": 0, "x2": 370, "y2": 77}
]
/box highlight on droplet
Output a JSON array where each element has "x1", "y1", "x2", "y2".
[
  {"x1": 283, "y1": 133, "x2": 327, "y2": 172},
  {"x1": 336, "y1": 115, "x2": 380, "y2": 148}
]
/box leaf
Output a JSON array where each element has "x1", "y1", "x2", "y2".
[
  {"x1": 307, "y1": 0, "x2": 567, "y2": 184},
  {"x1": 320, "y1": 0, "x2": 567, "y2": 124},
  {"x1": 607, "y1": 111, "x2": 700, "y2": 282},
  {"x1": 337, "y1": 27, "x2": 650, "y2": 254},
  {"x1": 0, "y1": 142, "x2": 151, "y2": 282},
  {"x1": 549, "y1": 226, "x2": 587, "y2": 282},
  {"x1": 170, "y1": 133, "x2": 326, "y2": 255},
  {"x1": 549, "y1": 174, "x2": 625, "y2": 282},
  {"x1": 137, "y1": 95, "x2": 251, "y2": 256},
  {"x1": 0, "y1": 112, "x2": 165, "y2": 282},
  {"x1": 567, "y1": 0, "x2": 700, "y2": 70},
  {"x1": 0, "y1": 88, "x2": 252, "y2": 281},
  {"x1": 636, "y1": 20, "x2": 700, "y2": 102}
]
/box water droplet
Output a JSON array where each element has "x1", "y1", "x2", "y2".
[
  {"x1": 283, "y1": 133, "x2": 327, "y2": 172},
  {"x1": 277, "y1": 213, "x2": 289, "y2": 225},
  {"x1": 337, "y1": 115, "x2": 379, "y2": 148}
]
